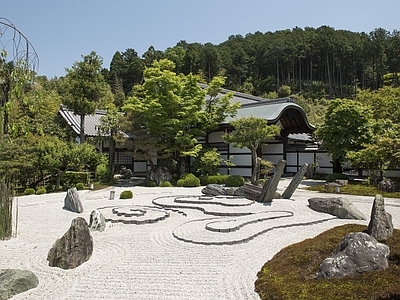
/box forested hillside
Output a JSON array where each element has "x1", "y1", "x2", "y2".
[{"x1": 103, "y1": 26, "x2": 400, "y2": 100}]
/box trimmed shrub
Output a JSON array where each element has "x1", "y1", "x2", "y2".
[
  {"x1": 62, "y1": 171, "x2": 90, "y2": 186},
  {"x1": 23, "y1": 188, "x2": 36, "y2": 195},
  {"x1": 147, "y1": 181, "x2": 157, "y2": 187},
  {"x1": 159, "y1": 181, "x2": 172, "y2": 187},
  {"x1": 183, "y1": 175, "x2": 200, "y2": 187},
  {"x1": 95, "y1": 163, "x2": 110, "y2": 183},
  {"x1": 35, "y1": 188, "x2": 46, "y2": 195},
  {"x1": 326, "y1": 173, "x2": 349, "y2": 182},
  {"x1": 120, "y1": 190, "x2": 133, "y2": 199},
  {"x1": 75, "y1": 182, "x2": 85, "y2": 190},
  {"x1": 225, "y1": 175, "x2": 245, "y2": 187},
  {"x1": 176, "y1": 179, "x2": 185, "y2": 187},
  {"x1": 200, "y1": 175, "x2": 230, "y2": 185}
]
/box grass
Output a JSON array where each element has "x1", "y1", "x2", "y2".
[
  {"x1": 255, "y1": 224, "x2": 400, "y2": 300},
  {"x1": 305, "y1": 181, "x2": 400, "y2": 198}
]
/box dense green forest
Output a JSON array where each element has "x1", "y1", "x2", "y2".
[{"x1": 103, "y1": 26, "x2": 400, "y2": 99}]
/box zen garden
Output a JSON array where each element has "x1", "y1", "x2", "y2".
[{"x1": 1, "y1": 18, "x2": 400, "y2": 299}]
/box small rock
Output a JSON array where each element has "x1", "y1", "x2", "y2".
[
  {"x1": 368, "y1": 194, "x2": 393, "y2": 241},
  {"x1": 201, "y1": 184, "x2": 226, "y2": 196},
  {"x1": 89, "y1": 209, "x2": 106, "y2": 232},
  {"x1": 64, "y1": 188, "x2": 83, "y2": 213}
]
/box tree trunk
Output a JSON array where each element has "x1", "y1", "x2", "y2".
[
  {"x1": 108, "y1": 134, "x2": 116, "y2": 176},
  {"x1": 80, "y1": 114, "x2": 85, "y2": 143}
]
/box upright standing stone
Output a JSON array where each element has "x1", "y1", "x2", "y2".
[
  {"x1": 282, "y1": 163, "x2": 308, "y2": 199},
  {"x1": 47, "y1": 217, "x2": 93, "y2": 269},
  {"x1": 89, "y1": 209, "x2": 106, "y2": 232},
  {"x1": 259, "y1": 159, "x2": 286, "y2": 203},
  {"x1": 368, "y1": 194, "x2": 393, "y2": 241},
  {"x1": 63, "y1": 188, "x2": 83, "y2": 213}
]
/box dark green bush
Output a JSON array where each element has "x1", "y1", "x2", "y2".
[
  {"x1": 326, "y1": 173, "x2": 349, "y2": 182},
  {"x1": 225, "y1": 175, "x2": 245, "y2": 187},
  {"x1": 147, "y1": 181, "x2": 157, "y2": 187},
  {"x1": 120, "y1": 190, "x2": 133, "y2": 199},
  {"x1": 200, "y1": 174, "x2": 230, "y2": 185},
  {"x1": 95, "y1": 163, "x2": 110, "y2": 183},
  {"x1": 159, "y1": 181, "x2": 172, "y2": 187},
  {"x1": 62, "y1": 171, "x2": 90, "y2": 186},
  {"x1": 176, "y1": 179, "x2": 185, "y2": 187},
  {"x1": 35, "y1": 188, "x2": 46, "y2": 195},
  {"x1": 23, "y1": 188, "x2": 36, "y2": 195},
  {"x1": 183, "y1": 175, "x2": 200, "y2": 187},
  {"x1": 75, "y1": 182, "x2": 85, "y2": 190}
]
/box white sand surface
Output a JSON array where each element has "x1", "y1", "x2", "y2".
[{"x1": 2, "y1": 179, "x2": 400, "y2": 300}]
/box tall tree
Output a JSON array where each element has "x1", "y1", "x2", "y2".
[
  {"x1": 222, "y1": 117, "x2": 281, "y2": 184},
  {"x1": 60, "y1": 51, "x2": 110, "y2": 143}
]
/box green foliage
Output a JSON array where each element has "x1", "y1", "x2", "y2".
[
  {"x1": 223, "y1": 117, "x2": 280, "y2": 183},
  {"x1": 147, "y1": 181, "x2": 157, "y2": 187},
  {"x1": 255, "y1": 224, "x2": 400, "y2": 300},
  {"x1": 176, "y1": 179, "x2": 185, "y2": 187},
  {"x1": 200, "y1": 174, "x2": 230, "y2": 185},
  {"x1": 0, "y1": 181, "x2": 13, "y2": 240},
  {"x1": 193, "y1": 148, "x2": 221, "y2": 176},
  {"x1": 23, "y1": 188, "x2": 35, "y2": 195},
  {"x1": 225, "y1": 175, "x2": 245, "y2": 187},
  {"x1": 260, "y1": 159, "x2": 274, "y2": 179},
  {"x1": 314, "y1": 99, "x2": 375, "y2": 162},
  {"x1": 278, "y1": 85, "x2": 291, "y2": 98},
  {"x1": 35, "y1": 188, "x2": 46, "y2": 195},
  {"x1": 182, "y1": 174, "x2": 201, "y2": 187},
  {"x1": 325, "y1": 173, "x2": 349, "y2": 182},
  {"x1": 95, "y1": 163, "x2": 110, "y2": 183},
  {"x1": 159, "y1": 181, "x2": 173, "y2": 187},
  {"x1": 119, "y1": 190, "x2": 133, "y2": 199},
  {"x1": 75, "y1": 183, "x2": 85, "y2": 190},
  {"x1": 62, "y1": 171, "x2": 90, "y2": 186}
]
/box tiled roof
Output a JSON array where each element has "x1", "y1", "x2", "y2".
[{"x1": 59, "y1": 105, "x2": 108, "y2": 137}]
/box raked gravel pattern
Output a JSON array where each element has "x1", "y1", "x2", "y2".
[{"x1": 2, "y1": 179, "x2": 400, "y2": 300}]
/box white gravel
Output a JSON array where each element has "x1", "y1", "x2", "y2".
[{"x1": 2, "y1": 179, "x2": 400, "y2": 300}]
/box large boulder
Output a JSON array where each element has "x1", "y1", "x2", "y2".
[
  {"x1": 316, "y1": 232, "x2": 390, "y2": 279},
  {"x1": 368, "y1": 194, "x2": 393, "y2": 241},
  {"x1": 308, "y1": 197, "x2": 366, "y2": 220},
  {"x1": 148, "y1": 167, "x2": 172, "y2": 186},
  {"x1": 88, "y1": 209, "x2": 106, "y2": 232},
  {"x1": 63, "y1": 188, "x2": 83, "y2": 213},
  {"x1": 0, "y1": 269, "x2": 39, "y2": 299},
  {"x1": 47, "y1": 217, "x2": 93, "y2": 269},
  {"x1": 201, "y1": 184, "x2": 226, "y2": 196}
]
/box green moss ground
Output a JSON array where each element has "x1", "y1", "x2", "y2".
[{"x1": 255, "y1": 224, "x2": 400, "y2": 300}]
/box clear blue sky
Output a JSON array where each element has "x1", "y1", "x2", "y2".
[{"x1": 3, "y1": 0, "x2": 399, "y2": 78}]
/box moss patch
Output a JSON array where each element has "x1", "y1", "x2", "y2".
[{"x1": 255, "y1": 224, "x2": 400, "y2": 300}]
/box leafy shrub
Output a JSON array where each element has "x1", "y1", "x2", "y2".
[
  {"x1": 75, "y1": 182, "x2": 85, "y2": 190},
  {"x1": 193, "y1": 148, "x2": 221, "y2": 176},
  {"x1": 225, "y1": 175, "x2": 245, "y2": 187},
  {"x1": 23, "y1": 188, "x2": 36, "y2": 195},
  {"x1": 62, "y1": 171, "x2": 90, "y2": 186},
  {"x1": 147, "y1": 181, "x2": 157, "y2": 187},
  {"x1": 159, "y1": 181, "x2": 172, "y2": 187},
  {"x1": 95, "y1": 163, "x2": 110, "y2": 183},
  {"x1": 35, "y1": 188, "x2": 46, "y2": 195},
  {"x1": 120, "y1": 166, "x2": 133, "y2": 179},
  {"x1": 119, "y1": 190, "x2": 133, "y2": 199},
  {"x1": 183, "y1": 174, "x2": 200, "y2": 187},
  {"x1": 326, "y1": 173, "x2": 349, "y2": 182},
  {"x1": 200, "y1": 174, "x2": 230, "y2": 185},
  {"x1": 176, "y1": 179, "x2": 185, "y2": 187}
]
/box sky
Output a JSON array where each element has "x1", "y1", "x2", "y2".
[{"x1": 2, "y1": 0, "x2": 400, "y2": 78}]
